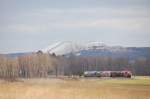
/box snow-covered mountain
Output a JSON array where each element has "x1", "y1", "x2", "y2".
[
  {"x1": 41, "y1": 41, "x2": 127, "y2": 55},
  {"x1": 40, "y1": 41, "x2": 150, "y2": 59},
  {"x1": 4, "y1": 41, "x2": 150, "y2": 59}
]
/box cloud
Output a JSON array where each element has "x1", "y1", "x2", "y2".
[
  {"x1": 0, "y1": 24, "x2": 43, "y2": 33},
  {"x1": 88, "y1": 18, "x2": 150, "y2": 31},
  {"x1": 1, "y1": 5, "x2": 150, "y2": 33},
  {"x1": 28, "y1": 6, "x2": 150, "y2": 19},
  {"x1": 1, "y1": 18, "x2": 149, "y2": 34}
]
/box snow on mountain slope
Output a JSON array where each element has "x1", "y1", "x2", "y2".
[
  {"x1": 86, "y1": 41, "x2": 127, "y2": 52},
  {"x1": 86, "y1": 42, "x2": 107, "y2": 50},
  {"x1": 41, "y1": 41, "x2": 84, "y2": 55},
  {"x1": 41, "y1": 41, "x2": 62, "y2": 53},
  {"x1": 41, "y1": 41, "x2": 128, "y2": 55}
]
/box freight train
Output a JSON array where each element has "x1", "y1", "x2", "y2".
[{"x1": 84, "y1": 71, "x2": 132, "y2": 78}]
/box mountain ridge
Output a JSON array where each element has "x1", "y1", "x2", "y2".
[{"x1": 1, "y1": 41, "x2": 150, "y2": 60}]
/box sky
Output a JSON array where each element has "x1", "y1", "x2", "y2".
[{"x1": 0, "y1": 0, "x2": 150, "y2": 53}]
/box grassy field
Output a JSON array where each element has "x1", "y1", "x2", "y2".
[{"x1": 0, "y1": 76, "x2": 150, "y2": 99}]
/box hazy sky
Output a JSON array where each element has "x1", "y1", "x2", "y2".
[{"x1": 0, "y1": 0, "x2": 150, "y2": 53}]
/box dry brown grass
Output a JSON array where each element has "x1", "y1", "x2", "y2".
[{"x1": 0, "y1": 77, "x2": 150, "y2": 99}]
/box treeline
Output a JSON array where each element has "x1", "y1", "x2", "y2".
[
  {"x1": 65, "y1": 56, "x2": 150, "y2": 76},
  {"x1": 0, "y1": 53, "x2": 64, "y2": 81},
  {"x1": 0, "y1": 53, "x2": 150, "y2": 81}
]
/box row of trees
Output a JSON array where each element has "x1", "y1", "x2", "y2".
[
  {"x1": 0, "y1": 53, "x2": 62, "y2": 81},
  {"x1": 66, "y1": 56, "x2": 150, "y2": 76},
  {"x1": 0, "y1": 53, "x2": 150, "y2": 81},
  {"x1": 0, "y1": 56, "x2": 18, "y2": 81}
]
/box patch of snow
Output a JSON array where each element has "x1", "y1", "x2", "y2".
[{"x1": 41, "y1": 41, "x2": 84, "y2": 55}]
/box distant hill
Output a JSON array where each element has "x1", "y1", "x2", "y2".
[
  {"x1": 75, "y1": 47, "x2": 150, "y2": 60},
  {"x1": 2, "y1": 41, "x2": 150, "y2": 60},
  {"x1": 4, "y1": 52, "x2": 32, "y2": 58}
]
